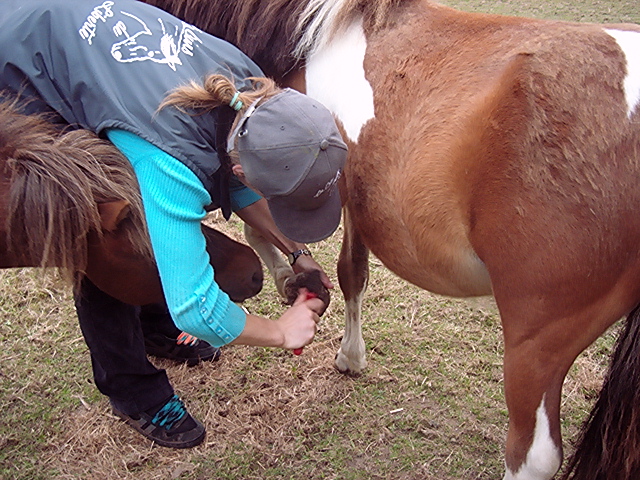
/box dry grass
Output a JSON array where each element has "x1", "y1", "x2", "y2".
[
  {"x1": 0, "y1": 214, "x2": 617, "y2": 479},
  {"x1": 1, "y1": 1, "x2": 637, "y2": 479}
]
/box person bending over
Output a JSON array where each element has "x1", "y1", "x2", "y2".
[{"x1": 0, "y1": 0, "x2": 346, "y2": 448}]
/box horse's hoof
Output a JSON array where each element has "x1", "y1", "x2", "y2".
[
  {"x1": 334, "y1": 349, "x2": 367, "y2": 375},
  {"x1": 283, "y1": 270, "x2": 330, "y2": 316},
  {"x1": 276, "y1": 271, "x2": 295, "y2": 299}
]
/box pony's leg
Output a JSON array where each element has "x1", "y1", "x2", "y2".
[
  {"x1": 243, "y1": 223, "x2": 294, "y2": 299},
  {"x1": 335, "y1": 207, "x2": 369, "y2": 374},
  {"x1": 501, "y1": 343, "x2": 564, "y2": 480},
  {"x1": 498, "y1": 301, "x2": 607, "y2": 480}
]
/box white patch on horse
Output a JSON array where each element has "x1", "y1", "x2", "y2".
[
  {"x1": 605, "y1": 29, "x2": 640, "y2": 118},
  {"x1": 503, "y1": 397, "x2": 561, "y2": 480},
  {"x1": 305, "y1": 16, "x2": 375, "y2": 143},
  {"x1": 335, "y1": 297, "x2": 368, "y2": 373}
]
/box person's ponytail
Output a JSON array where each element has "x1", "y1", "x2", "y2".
[{"x1": 159, "y1": 74, "x2": 280, "y2": 115}]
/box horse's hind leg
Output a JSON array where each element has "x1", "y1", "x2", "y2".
[
  {"x1": 497, "y1": 296, "x2": 622, "y2": 480},
  {"x1": 335, "y1": 207, "x2": 369, "y2": 374},
  {"x1": 244, "y1": 223, "x2": 294, "y2": 299},
  {"x1": 501, "y1": 336, "x2": 565, "y2": 480}
]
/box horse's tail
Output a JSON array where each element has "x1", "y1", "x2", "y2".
[
  {"x1": 561, "y1": 305, "x2": 640, "y2": 480},
  {"x1": 0, "y1": 100, "x2": 151, "y2": 284}
]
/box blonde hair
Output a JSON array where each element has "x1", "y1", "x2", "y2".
[{"x1": 160, "y1": 74, "x2": 280, "y2": 115}]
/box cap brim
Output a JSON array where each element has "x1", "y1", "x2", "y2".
[{"x1": 267, "y1": 191, "x2": 343, "y2": 243}]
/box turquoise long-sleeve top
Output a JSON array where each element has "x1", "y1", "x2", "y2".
[{"x1": 107, "y1": 129, "x2": 261, "y2": 347}]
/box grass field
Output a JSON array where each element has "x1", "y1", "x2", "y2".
[{"x1": 1, "y1": 2, "x2": 639, "y2": 479}]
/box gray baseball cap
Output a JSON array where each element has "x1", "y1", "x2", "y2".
[{"x1": 232, "y1": 89, "x2": 347, "y2": 243}]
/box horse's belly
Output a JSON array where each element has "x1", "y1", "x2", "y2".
[
  {"x1": 378, "y1": 248, "x2": 491, "y2": 298},
  {"x1": 355, "y1": 214, "x2": 492, "y2": 298}
]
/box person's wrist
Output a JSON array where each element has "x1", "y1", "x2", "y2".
[
  {"x1": 239, "y1": 314, "x2": 286, "y2": 348},
  {"x1": 287, "y1": 248, "x2": 311, "y2": 266}
]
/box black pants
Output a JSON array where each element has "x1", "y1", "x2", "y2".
[{"x1": 75, "y1": 278, "x2": 175, "y2": 415}]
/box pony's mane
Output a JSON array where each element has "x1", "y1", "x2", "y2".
[
  {"x1": 293, "y1": 0, "x2": 402, "y2": 58},
  {"x1": 0, "y1": 100, "x2": 152, "y2": 285},
  {"x1": 140, "y1": 0, "x2": 403, "y2": 78}
]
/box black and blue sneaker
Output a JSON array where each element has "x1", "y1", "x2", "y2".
[
  {"x1": 112, "y1": 395, "x2": 206, "y2": 449},
  {"x1": 144, "y1": 331, "x2": 221, "y2": 367}
]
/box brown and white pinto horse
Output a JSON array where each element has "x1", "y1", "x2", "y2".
[
  {"x1": 0, "y1": 100, "x2": 263, "y2": 305},
  {"x1": 143, "y1": 1, "x2": 640, "y2": 478}
]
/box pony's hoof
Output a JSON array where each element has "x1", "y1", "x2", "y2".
[
  {"x1": 283, "y1": 270, "x2": 330, "y2": 316},
  {"x1": 334, "y1": 349, "x2": 367, "y2": 375},
  {"x1": 276, "y1": 271, "x2": 295, "y2": 299}
]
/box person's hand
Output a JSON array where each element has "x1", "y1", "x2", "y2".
[
  {"x1": 292, "y1": 253, "x2": 334, "y2": 290},
  {"x1": 275, "y1": 289, "x2": 323, "y2": 350}
]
